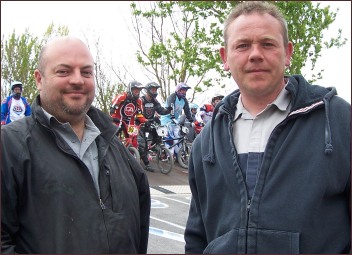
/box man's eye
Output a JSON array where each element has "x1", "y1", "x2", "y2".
[
  {"x1": 82, "y1": 71, "x2": 93, "y2": 77},
  {"x1": 236, "y1": 44, "x2": 250, "y2": 49},
  {"x1": 263, "y1": 42, "x2": 274, "y2": 47},
  {"x1": 57, "y1": 70, "x2": 69, "y2": 75}
]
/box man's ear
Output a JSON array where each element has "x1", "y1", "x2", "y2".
[
  {"x1": 34, "y1": 70, "x2": 43, "y2": 91},
  {"x1": 219, "y1": 47, "x2": 230, "y2": 71},
  {"x1": 285, "y1": 42, "x2": 293, "y2": 67}
]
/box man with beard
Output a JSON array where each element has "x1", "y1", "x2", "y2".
[{"x1": 1, "y1": 36, "x2": 151, "y2": 254}]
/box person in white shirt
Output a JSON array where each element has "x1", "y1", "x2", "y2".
[{"x1": 1, "y1": 81, "x2": 31, "y2": 125}]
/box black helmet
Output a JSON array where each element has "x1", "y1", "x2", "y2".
[
  {"x1": 145, "y1": 82, "x2": 160, "y2": 98},
  {"x1": 127, "y1": 81, "x2": 144, "y2": 99}
]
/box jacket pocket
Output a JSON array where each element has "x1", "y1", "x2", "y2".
[
  {"x1": 203, "y1": 228, "x2": 239, "y2": 254},
  {"x1": 248, "y1": 228, "x2": 300, "y2": 254},
  {"x1": 202, "y1": 228, "x2": 299, "y2": 254}
]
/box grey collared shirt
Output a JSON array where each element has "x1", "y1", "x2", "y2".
[
  {"x1": 232, "y1": 83, "x2": 292, "y2": 198},
  {"x1": 42, "y1": 108, "x2": 101, "y2": 196}
]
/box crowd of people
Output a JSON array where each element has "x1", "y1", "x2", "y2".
[
  {"x1": 109, "y1": 79, "x2": 224, "y2": 172},
  {"x1": 1, "y1": 1, "x2": 350, "y2": 254}
]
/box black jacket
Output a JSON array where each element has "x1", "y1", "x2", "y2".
[
  {"x1": 185, "y1": 75, "x2": 351, "y2": 253},
  {"x1": 1, "y1": 96, "x2": 151, "y2": 254}
]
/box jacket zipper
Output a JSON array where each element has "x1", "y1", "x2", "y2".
[{"x1": 99, "y1": 198, "x2": 106, "y2": 210}]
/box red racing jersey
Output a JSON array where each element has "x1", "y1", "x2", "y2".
[{"x1": 110, "y1": 92, "x2": 147, "y2": 126}]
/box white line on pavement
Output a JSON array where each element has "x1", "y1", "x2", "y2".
[
  {"x1": 149, "y1": 227, "x2": 185, "y2": 243},
  {"x1": 150, "y1": 216, "x2": 185, "y2": 230}
]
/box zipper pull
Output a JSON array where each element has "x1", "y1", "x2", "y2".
[
  {"x1": 99, "y1": 198, "x2": 106, "y2": 210},
  {"x1": 247, "y1": 199, "x2": 251, "y2": 211}
]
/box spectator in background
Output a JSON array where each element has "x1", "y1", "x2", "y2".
[
  {"x1": 185, "y1": 1, "x2": 350, "y2": 253},
  {"x1": 1, "y1": 36, "x2": 150, "y2": 254},
  {"x1": 1, "y1": 81, "x2": 31, "y2": 125}
]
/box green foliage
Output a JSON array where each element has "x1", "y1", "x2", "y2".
[
  {"x1": 277, "y1": 1, "x2": 347, "y2": 82},
  {"x1": 1, "y1": 29, "x2": 39, "y2": 102},
  {"x1": 1, "y1": 24, "x2": 69, "y2": 103},
  {"x1": 130, "y1": 1, "x2": 347, "y2": 101}
]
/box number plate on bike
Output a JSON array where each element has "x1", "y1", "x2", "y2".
[
  {"x1": 181, "y1": 126, "x2": 189, "y2": 134},
  {"x1": 128, "y1": 126, "x2": 139, "y2": 135},
  {"x1": 156, "y1": 126, "x2": 168, "y2": 136}
]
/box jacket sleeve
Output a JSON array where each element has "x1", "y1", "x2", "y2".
[
  {"x1": 23, "y1": 98, "x2": 31, "y2": 117},
  {"x1": 165, "y1": 93, "x2": 175, "y2": 109},
  {"x1": 136, "y1": 99, "x2": 147, "y2": 123},
  {"x1": 110, "y1": 94, "x2": 127, "y2": 123},
  {"x1": 126, "y1": 149, "x2": 151, "y2": 254},
  {"x1": 1, "y1": 128, "x2": 20, "y2": 253},
  {"x1": 1, "y1": 98, "x2": 9, "y2": 124},
  {"x1": 183, "y1": 99, "x2": 193, "y2": 122},
  {"x1": 184, "y1": 140, "x2": 208, "y2": 253},
  {"x1": 137, "y1": 171, "x2": 151, "y2": 254},
  {"x1": 155, "y1": 100, "x2": 171, "y2": 115}
]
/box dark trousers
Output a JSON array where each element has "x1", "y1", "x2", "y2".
[{"x1": 137, "y1": 126, "x2": 160, "y2": 165}]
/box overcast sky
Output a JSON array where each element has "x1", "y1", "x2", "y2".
[{"x1": 1, "y1": 1, "x2": 351, "y2": 103}]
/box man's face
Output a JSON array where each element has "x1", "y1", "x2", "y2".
[
  {"x1": 34, "y1": 38, "x2": 95, "y2": 123},
  {"x1": 149, "y1": 87, "x2": 157, "y2": 94},
  {"x1": 13, "y1": 87, "x2": 21, "y2": 94},
  {"x1": 220, "y1": 13, "x2": 293, "y2": 100},
  {"x1": 212, "y1": 99, "x2": 222, "y2": 107},
  {"x1": 132, "y1": 88, "x2": 142, "y2": 97},
  {"x1": 177, "y1": 88, "x2": 187, "y2": 98}
]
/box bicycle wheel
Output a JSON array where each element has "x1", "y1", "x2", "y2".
[
  {"x1": 157, "y1": 146, "x2": 174, "y2": 174},
  {"x1": 177, "y1": 143, "x2": 192, "y2": 169},
  {"x1": 128, "y1": 146, "x2": 141, "y2": 162}
]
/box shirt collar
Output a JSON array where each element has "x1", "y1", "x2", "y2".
[
  {"x1": 234, "y1": 81, "x2": 291, "y2": 121},
  {"x1": 41, "y1": 107, "x2": 99, "y2": 133}
]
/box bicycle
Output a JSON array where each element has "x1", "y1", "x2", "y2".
[
  {"x1": 164, "y1": 119, "x2": 192, "y2": 169},
  {"x1": 142, "y1": 123, "x2": 174, "y2": 174},
  {"x1": 117, "y1": 120, "x2": 141, "y2": 162}
]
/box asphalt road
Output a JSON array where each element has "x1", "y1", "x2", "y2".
[
  {"x1": 144, "y1": 161, "x2": 191, "y2": 254},
  {"x1": 145, "y1": 160, "x2": 190, "y2": 187}
]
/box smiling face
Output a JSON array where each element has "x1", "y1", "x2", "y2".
[
  {"x1": 220, "y1": 12, "x2": 293, "y2": 102},
  {"x1": 34, "y1": 37, "x2": 95, "y2": 123}
]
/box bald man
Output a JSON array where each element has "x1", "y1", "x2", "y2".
[{"x1": 1, "y1": 36, "x2": 151, "y2": 254}]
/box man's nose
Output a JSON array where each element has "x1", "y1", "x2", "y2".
[
  {"x1": 69, "y1": 70, "x2": 84, "y2": 84},
  {"x1": 248, "y1": 44, "x2": 264, "y2": 62}
]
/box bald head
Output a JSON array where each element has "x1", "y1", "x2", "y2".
[
  {"x1": 37, "y1": 36, "x2": 94, "y2": 75},
  {"x1": 34, "y1": 36, "x2": 96, "y2": 126}
]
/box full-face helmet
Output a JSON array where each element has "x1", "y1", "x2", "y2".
[
  {"x1": 175, "y1": 82, "x2": 191, "y2": 98},
  {"x1": 11, "y1": 81, "x2": 23, "y2": 99},
  {"x1": 145, "y1": 82, "x2": 160, "y2": 98},
  {"x1": 127, "y1": 81, "x2": 144, "y2": 99}
]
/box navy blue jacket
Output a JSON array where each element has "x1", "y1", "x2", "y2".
[{"x1": 185, "y1": 75, "x2": 350, "y2": 253}]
